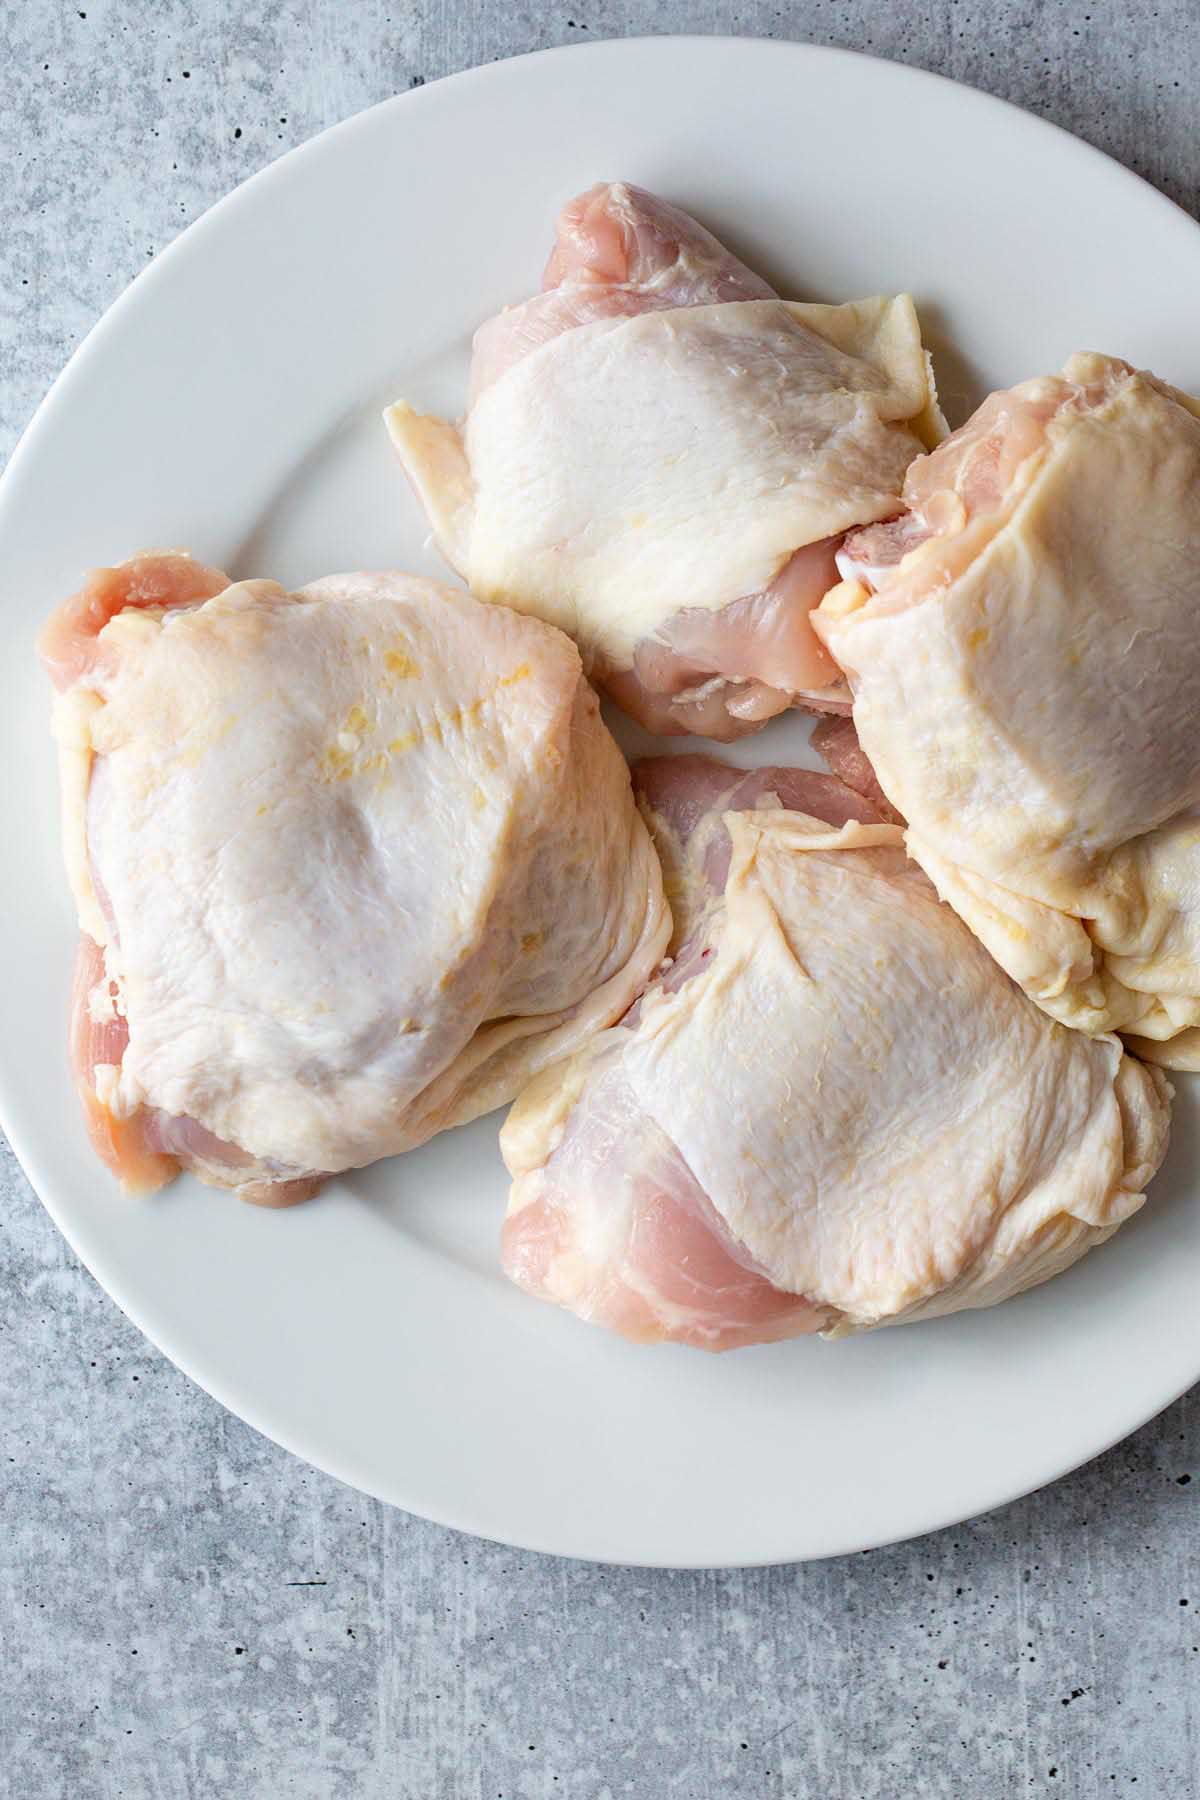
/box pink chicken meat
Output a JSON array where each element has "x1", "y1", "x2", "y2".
[
  {"x1": 500, "y1": 755, "x2": 1169, "y2": 1349},
  {"x1": 386, "y1": 182, "x2": 944, "y2": 739}
]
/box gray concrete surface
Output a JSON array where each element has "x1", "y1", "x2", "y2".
[{"x1": 3, "y1": 3, "x2": 1200, "y2": 1795}]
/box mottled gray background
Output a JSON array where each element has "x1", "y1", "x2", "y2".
[{"x1": 3, "y1": 4, "x2": 1199, "y2": 1796}]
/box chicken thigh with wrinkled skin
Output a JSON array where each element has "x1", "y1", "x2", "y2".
[
  {"x1": 815, "y1": 352, "x2": 1200, "y2": 1068},
  {"x1": 386, "y1": 182, "x2": 944, "y2": 739},
  {"x1": 500, "y1": 755, "x2": 1170, "y2": 1349},
  {"x1": 44, "y1": 554, "x2": 669, "y2": 1204}
]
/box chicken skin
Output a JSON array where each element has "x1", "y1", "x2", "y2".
[
  {"x1": 500, "y1": 755, "x2": 1169, "y2": 1348},
  {"x1": 387, "y1": 182, "x2": 943, "y2": 739},
  {"x1": 817, "y1": 353, "x2": 1200, "y2": 1068},
  {"x1": 44, "y1": 554, "x2": 668, "y2": 1203}
]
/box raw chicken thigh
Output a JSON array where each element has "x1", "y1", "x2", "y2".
[
  {"x1": 500, "y1": 756, "x2": 1169, "y2": 1348},
  {"x1": 386, "y1": 182, "x2": 944, "y2": 739},
  {"x1": 44, "y1": 554, "x2": 669, "y2": 1203},
  {"x1": 815, "y1": 352, "x2": 1200, "y2": 1068}
]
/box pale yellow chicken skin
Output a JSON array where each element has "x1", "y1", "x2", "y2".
[
  {"x1": 501, "y1": 758, "x2": 1170, "y2": 1349},
  {"x1": 817, "y1": 352, "x2": 1200, "y2": 1069},
  {"x1": 45, "y1": 557, "x2": 669, "y2": 1202},
  {"x1": 387, "y1": 181, "x2": 943, "y2": 738}
]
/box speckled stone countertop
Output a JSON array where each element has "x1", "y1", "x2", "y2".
[{"x1": 3, "y1": 5, "x2": 1200, "y2": 1796}]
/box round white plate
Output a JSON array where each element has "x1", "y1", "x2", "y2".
[{"x1": 4, "y1": 37, "x2": 1199, "y2": 1568}]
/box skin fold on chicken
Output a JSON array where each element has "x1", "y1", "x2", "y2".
[
  {"x1": 499, "y1": 755, "x2": 1170, "y2": 1350},
  {"x1": 385, "y1": 181, "x2": 945, "y2": 740},
  {"x1": 814, "y1": 352, "x2": 1200, "y2": 1070},
  {"x1": 43, "y1": 553, "x2": 670, "y2": 1204}
]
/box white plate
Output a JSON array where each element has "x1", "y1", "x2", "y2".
[{"x1": 4, "y1": 36, "x2": 1199, "y2": 1569}]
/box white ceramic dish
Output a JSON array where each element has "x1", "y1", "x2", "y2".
[{"x1": 3, "y1": 36, "x2": 1199, "y2": 1568}]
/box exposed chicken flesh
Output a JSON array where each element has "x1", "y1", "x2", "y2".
[
  {"x1": 44, "y1": 554, "x2": 669, "y2": 1202},
  {"x1": 810, "y1": 714, "x2": 905, "y2": 827},
  {"x1": 814, "y1": 352, "x2": 1200, "y2": 1068},
  {"x1": 499, "y1": 755, "x2": 1170, "y2": 1349},
  {"x1": 386, "y1": 182, "x2": 944, "y2": 739}
]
